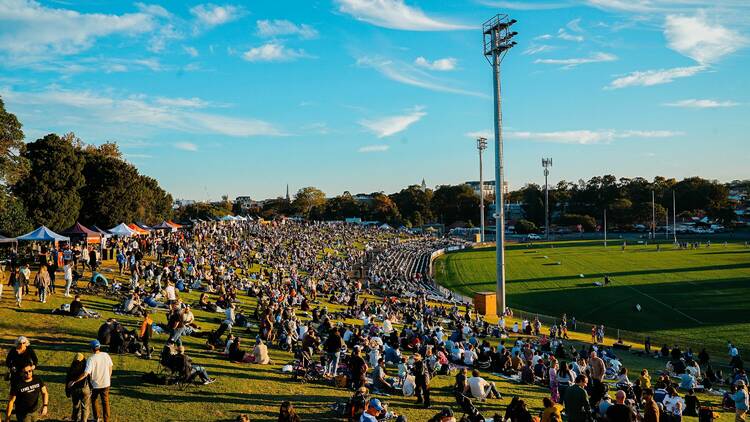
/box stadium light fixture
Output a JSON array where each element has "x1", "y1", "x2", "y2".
[
  {"x1": 477, "y1": 137, "x2": 488, "y2": 243},
  {"x1": 483, "y1": 14, "x2": 518, "y2": 316}
]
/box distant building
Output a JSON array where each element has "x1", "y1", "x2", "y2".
[
  {"x1": 466, "y1": 180, "x2": 509, "y2": 198},
  {"x1": 421, "y1": 178, "x2": 427, "y2": 191},
  {"x1": 173, "y1": 199, "x2": 196, "y2": 209},
  {"x1": 235, "y1": 196, "x2": 260, "y2": 212},
  {"x1": 353, "y1": 194, "x2": 374, "y2": 205}
]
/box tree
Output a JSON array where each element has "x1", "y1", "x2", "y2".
[
  {"x1": 0, "y1": 97, "x2": 29, "y2": 188},
  {"x1": 0, "y1": 195, "x2": 32, "y2": 236},
  {"x1": 324, "y1": 192, "x2": 362, "y2": 220},
  {"x1": 78, "y1": 151, "x2": 142, "y2": 227},
  {"x1": 368, "y1": 193, "x2": 401, "y2": 225},
  {"x1": 14, "y1": 134, "x2": 85, "y2": 230},
  {"x1": 431, "y1": 184, "x2": 480, "y2": 227},
  {"x1": 390, "y1": 185, "x2": 434, "y2": 225},
  {"x1": 292, "y1": 187, "x2": 326, "y2": 217},
  {"x1": 560, "y1": 213, "x2": 597, "y2": 232},
  {"x1": 515, "y1": 219, "x2": 538, "y2": 234},
  {"x1": 520, "y1": 184, "x2": 544, "y2": 226}
]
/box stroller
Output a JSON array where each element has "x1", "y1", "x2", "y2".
[{"x1": 291, "y1": 348, "x2": 325, "y2": 383}]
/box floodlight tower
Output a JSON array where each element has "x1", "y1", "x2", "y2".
[
  {"x1": 483, "y1": 14, "x2": 517, "y2": 316},
  {"x1": 477, "y1": 137, "x2": 488, "y2": 242},
  {"x1": 542, "y1": 158, "x2": 552, "y2": 240}
]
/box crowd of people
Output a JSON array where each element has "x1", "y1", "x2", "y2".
[{"x1": 1, "y1": 219, "x2": 748, "y2": 422}]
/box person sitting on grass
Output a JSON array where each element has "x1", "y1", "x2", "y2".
[
  {"x1": 683, "y1": 389, "x2": 700, "y2": 417},
  {"x1": 466, "y1": 369, "x2": 501, "y2": 400},
  {"x1": 251, "y1": 338, "x2": 271, "y2": 365},
  {"x1": 278, "y1": 401, "x2": 302, "y2": 422},
  {"x1": 174, "y1": 345, "x2": 215, "y2": 385},
  {"x1": 372, "y1": 358, "x2": 396, "y2": 394},
  {"x1": 541, "y1": 397, "x2": 563, "y2": 422}
]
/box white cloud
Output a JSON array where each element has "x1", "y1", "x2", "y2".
[
  {"x1": 183, "y1": 46, "x2": 199, "y2": 57},
  {"x1": 1, "y1": 87, "x2": 283, "y2": 138},
  {"x1": 256, "y1": 19, "x2": 319, "y2": 39},
  {"x1": 358, "y1": 144, "x2": 390, "y2": 153},
  {"x1": 607, "y1": 65, "x2": 706, "y2": 89},
  {"x1": 477, "y1": 1, "x2": 570, "y2": 10},
  {"x1": 0, "y1": 0, "x2": 156, "y2": 59},
  {"x1": 414, "y1": 56, "x2": 457, "y2": 71},
  {"x1": 534, "y1": 34, "x2": 554, "y2": 40},
  {"x1": 334, "y1": 0, "x2": 472, "y2": 31},
  {"x1": 585, "y1": 0, "x2": 654, "y2": 13},
  {"x1": 356, "y1": 56, "x2": 487, "y2": 97},
  {"x1": 507, "y1": 129, "x2": 681, "y2": 144},
  {"x1": 567, "y1": 18, "x2": 583, "y2": 33},
  {"x1": 190, "y1": 3, "x2": 242, "y2": 28},
  {"x1": 535, "y1": 52, "x2": 617, "y2": 68},
  {"x1": 523, "y1": 44, "x2": 555, "y2": 55},
  {"x1": 663, "y1": 99, "x2": 740, "y2": 108},
  {"x1": 557, "y1": 28, "x2": 584, "y2": 42},
  {"x1": 148, "y1": 23, "x2": 183, "y2": 52},
  {"x1": 242, "y1": 42, "x2": 310, "y2": 62},
  {"x1": 664, "y1": 13, "x2": 746, "y2": 64},
  {"x1": 175, "y1": 142, "x2": 198, "y2": 151},
  {"x1": 155, "y1": 97, "x2": 208, "y2": 108},
  {"x1": 359, "y1": 107, "x2": 426, "y2": 138},
  {"x1": 134, "y1": 3, "x2": 172, "y2": 18}
]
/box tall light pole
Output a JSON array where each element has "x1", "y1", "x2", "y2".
[
  {"x1": 651, "y1": 190, "x2": 656, "y2": 240},
  {"x1": 477, "y1": 137, "x2": 488, "y2": 242},
  {"x1": 542, "y1": 158, "x2": 552, "y2": 240},
  {"x1": 483, "y1": 14, "x2": 517, "y2": 316}
]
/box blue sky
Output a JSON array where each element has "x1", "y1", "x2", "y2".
[{"x1": 1, "y1": 0, "x2": 748, "y2": 201}]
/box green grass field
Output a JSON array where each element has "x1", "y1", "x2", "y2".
[
  {"x1": 434, "y1": 240, "x2": 750, "y2": 353},
  {"x1": 0, "y1": 249, "x2": 744, "y2": 422}
]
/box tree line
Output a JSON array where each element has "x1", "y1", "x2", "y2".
[
  {"x1": 229, "y1": 175, "x2": 738, "y2": 232},
  {"x1": 0, "y1": 97, "x2": 173, "y2": 236}
]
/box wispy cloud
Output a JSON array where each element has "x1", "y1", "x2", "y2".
[
  {"x1": 175, "y1": 142, "x2": 198, "y2": 151},
  {"x1": 359, "y1": 106, "x2": 426, "y2": 138},
  {"x1": 1, "y1": 87, "x2": 284, "y2": 138},
  {"x1": 242, "y1": 42, "x2": 311, "y2": 62},
  {"x1": 606, "y1": 13, "x2": 745, "y2": 89},
  {"x1": 0, "y1": 0, "x2": 156, "y2": 61},
  {"x1": 183, "y1": 46, "x2": 199, "y2": 57},
  {"x1": 334, "y1": 0, "x2": 472, "y2": 31},
  {"x1": 663, "y1": 99, "x2": 740, "y2": 108},
  {"x1": 523, "y1": 44, "x2": 555, "y2": 55},
  {"x1": 607, "y1": 65, "x2": 706, "y2": 89},
  {"x1": 358, "y1": 144, "x2": 390, "y2": 153},
  {"x1": 476, "y1": 1, "x2": 571, "y2": 10},
  {"x1": 256, "y1": 19, "x2": 318, "y2": 39},
  {"x1": 507, "y1": 129, "x2": 681, "y2": 144},
  {"x1": 535, "y1": 52, "x2": 616, "y2": 68},
  {"x1": 414, "y1": 56, "x2": 457, "y2": 71},
  {"x1": 189, "y1": 3, "x2": 243, "y2": 29},
  {"x1": 664, "y1": 12, "x2": 746, "y2": 64},
  {"x1": 356, "y1": 56, "x2": 487, "y2": 98},
  {"x1": 557, "y1": 28, "x2": 584, "y2": 42}
]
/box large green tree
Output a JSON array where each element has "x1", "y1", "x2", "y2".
[
  {"x1": 14, "y1": 134, "x2": 85, "y2": 230},
  {"x1": 0, "y1": 97, "x2": 29, "y2": 187},
  {"x1": 431, "y1": 184, "x2": 480, "y2": 226},
  {"x1": 292, "y1": 187, "x2": 326, "y2": 217},
  {"x1": 390, "y1": 185, "x2": 434, "y2": 226}
]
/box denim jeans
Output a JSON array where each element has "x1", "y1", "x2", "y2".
[
  {"x1": 326, "y1": 351, "x2": 340, "y2": 376},
  {"x1": 71, "y1": 383, "x2": 91, "y2": 422},
  {"x1": 170, "y1": 326, "x2": 187, "y2": 346}
]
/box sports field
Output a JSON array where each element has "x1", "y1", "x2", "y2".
[{"x1": 434, "y1": 240, "x2": 750, "y2": 352}]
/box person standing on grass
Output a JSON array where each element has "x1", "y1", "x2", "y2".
[
  {"x1": 642, "y1": 389, "x2": 660, "y2": 422},
  {"x1": 9, "y1": 266, "x2": 22, "y2": 307},
  {"x1": 589, "y1": 351, "x2": 606, "y2": 403},
  {"x1": 65, "y1": 353, "x2": 90, "y2": 422},
  {"x1": 563, "y1": 375, "x2": 590, "y2": 422},
  {"x1": 413, "y1": 353, "x2": 431, "y2": 409},
  {"x1": 735, "y1": 380, "x2": 748, "y2": 422},
  {"x1": 4, "y1": 363, "x2": 48, "y2": 422},
  {"x1": 63, "y1": 261, "x2": 74, "y2": 297},
  {"x1": 20, "y1": 264, "x2": 31, "y2": 295},
  {"x1": 67, "y1": 340, "x2": 113, "y2": 422},
  {"x1": 33, "y1": 266, "x2": 50, "y2": 304}
]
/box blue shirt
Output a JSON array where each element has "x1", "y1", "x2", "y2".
[
  {"x1": 734, "y1": 389, "x2": 749, "y2": 411},
  {"x1": 360, "y1": 412, "x2": 378, "y2": 422}
]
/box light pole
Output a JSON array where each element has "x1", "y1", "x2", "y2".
[
  {"x1": 483, "y1": 14, "x2": 517, "y2": 316},
  {"x1": 477, "y1": 137, "x2": 488, "y2": 242},
  {"x1": 542, "y1": 158, "x2": 552, "y2": 240}
]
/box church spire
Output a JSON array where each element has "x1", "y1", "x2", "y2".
[
  {"x1": 421, "y1": 178, "x2": 427, "y2": 191},
  {"x1": 286, "y1": 184, "x2": 290, "y2": 201}
]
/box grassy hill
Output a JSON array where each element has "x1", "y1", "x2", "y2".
[{"x1": 434, "y1": 240, "x2": 750, "y2": 353}]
